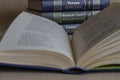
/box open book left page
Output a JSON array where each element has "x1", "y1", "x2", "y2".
[{"x1": 0, "y1": 12, "x2": 75, "y2": 69}]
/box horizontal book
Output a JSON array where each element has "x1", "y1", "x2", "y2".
[
  {"x1": 61, "y1": 24, "x2": 80, "y2": 35},
  {"x1": 28, "y1": 0, "x2": 110, "y2": 12},
  {"x1": 27, "y1": 10, "x2": 99, "y2": 24},
  {"x1": 0, "y1": 3, "x2": 120, "y2": 74}
]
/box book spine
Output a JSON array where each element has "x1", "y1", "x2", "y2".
[
  {"x1": 28, "y1": 0, "x2": 110, "y2": 11},
  {"x1": 42, "y1": 11, "x2": 99, "y2": 24},
  {"x1": 61, "y1": 24, "x2": 80, "y2": 35}
]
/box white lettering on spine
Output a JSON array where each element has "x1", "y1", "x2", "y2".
[{"x1": 67, "y1": 1, "x2": 80, "y2": 5}]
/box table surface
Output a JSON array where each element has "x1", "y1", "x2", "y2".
[
  {"x1": 0, "y1": 67, "x2": 120, "y2": 80},
  {"x1": 1, "y1": 71, "x2": 120, "y2": 80},
  {"x1": 0, "y1": 0, "x2": 120, "y2": 80}
]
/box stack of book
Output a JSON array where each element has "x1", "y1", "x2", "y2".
[{"x1": 27, "y1": 0, "x2": 110, "y2": 35}]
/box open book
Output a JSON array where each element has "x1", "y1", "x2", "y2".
[{"x1": 0, "y1": 3, "x2": 120, "y2": 73}]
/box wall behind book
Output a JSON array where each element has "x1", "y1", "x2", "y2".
[
  {"x1": 0, "y1": 0, "x2": 120, "y2": 41},
  {"x1": 0, "y1": 0, "x2": 27, "y2": 41},
  {"x1": 110, "y1": 0, "x2": 120, "y2": 3}
]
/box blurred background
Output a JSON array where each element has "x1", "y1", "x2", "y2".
[
  {"x1": 0, "y1": 0, "x2": 27, "y2": 40},
  {"x1": 0, "y1": 0, "x2": 120, "y2": 40}
]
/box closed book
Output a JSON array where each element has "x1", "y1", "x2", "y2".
[
  {"x1": 27, "y1": 10, "x2": 99, "y2": 24},
  {"x1": 61, "y1": 24, "x2": 80, "y2": 35},
  {"x1": 28, "y1": 0, "x2": 110, "y2": 12}
]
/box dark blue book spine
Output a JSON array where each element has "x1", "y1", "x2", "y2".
[
  {"x1": 61, "y1": 24, "x2": 80, "y2": 35},
  {"x1": 42, "y1": 11, "x2": 99, "y2": 24},
  {"x1": 42, "y1": 0, "x2": 110, "y2": 11}
]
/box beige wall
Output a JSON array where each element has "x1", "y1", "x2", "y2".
[
  {"x1": 0, "y1": 0, "x2": 27, "y2": 36},
  {"x1": 111, "y1": 0, "x2": 120, "y2": 3}
]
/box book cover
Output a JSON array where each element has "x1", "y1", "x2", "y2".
[
  {"x1": 27, "y1": 10, "x2": 99, "y2": 24},
  {"x1": 61, "y1": 24, "x2": 80, "y2": 35},
  {"x1": 28, "y1": 0, "x2": 110, "y2": 12}
]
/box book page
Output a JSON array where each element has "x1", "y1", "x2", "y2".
[
  {"x1": 0, "y1": 12, "x2": 74, "y2": 62},
  {"x1": 72, "y1": 3, "x2": 120, "y2": 65},
  {"x1": 86, "y1": 51, "x2": 120, "y2": 69}
]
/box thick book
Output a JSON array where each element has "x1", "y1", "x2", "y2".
[
  {"x1": 62, "y1": 24, "x2": 80, "y2": 35},
  {"x1": 27, "y1": 10, "x2": 99, "y2": 24},
  {"x1": 0, "y1": 3, "x2": 120, "y2": 74},
  {"x1": 28, "y1": 0, "x2": 110, "y2": 12}
]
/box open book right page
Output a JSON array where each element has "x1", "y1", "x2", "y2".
[{"x1": 72, "y1": 3, "x2": 120, "y2": 69}]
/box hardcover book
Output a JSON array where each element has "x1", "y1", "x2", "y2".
[
  {"x1": 0, "y1": 3, "x2": 120, "y2": 74},
  {"x1": 28, "y1": 0, "x2": 110, "y2": 12},
  {"x1": 27, "y1": 10, "x2": 99, "y2": 24},
  {"x1": 62, "y1": 24, "x2": 80, "y2": 35}
]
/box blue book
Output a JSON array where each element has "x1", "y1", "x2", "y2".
[
  {"x1": 28, "y1": 0, "x2": 110, "y2": 12},
  {"x1": 1, "y1": 4, "x2": 120, "y2": 74},
  {"x1": 42, "y1": 11, "x2": 100, "y2": 24},
  {"x1": 27, "y1": 9, "x2": 100, "y2": 24},
  {"x1": 61, "y1": 24, "x2": 80, "y2": 35}
]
